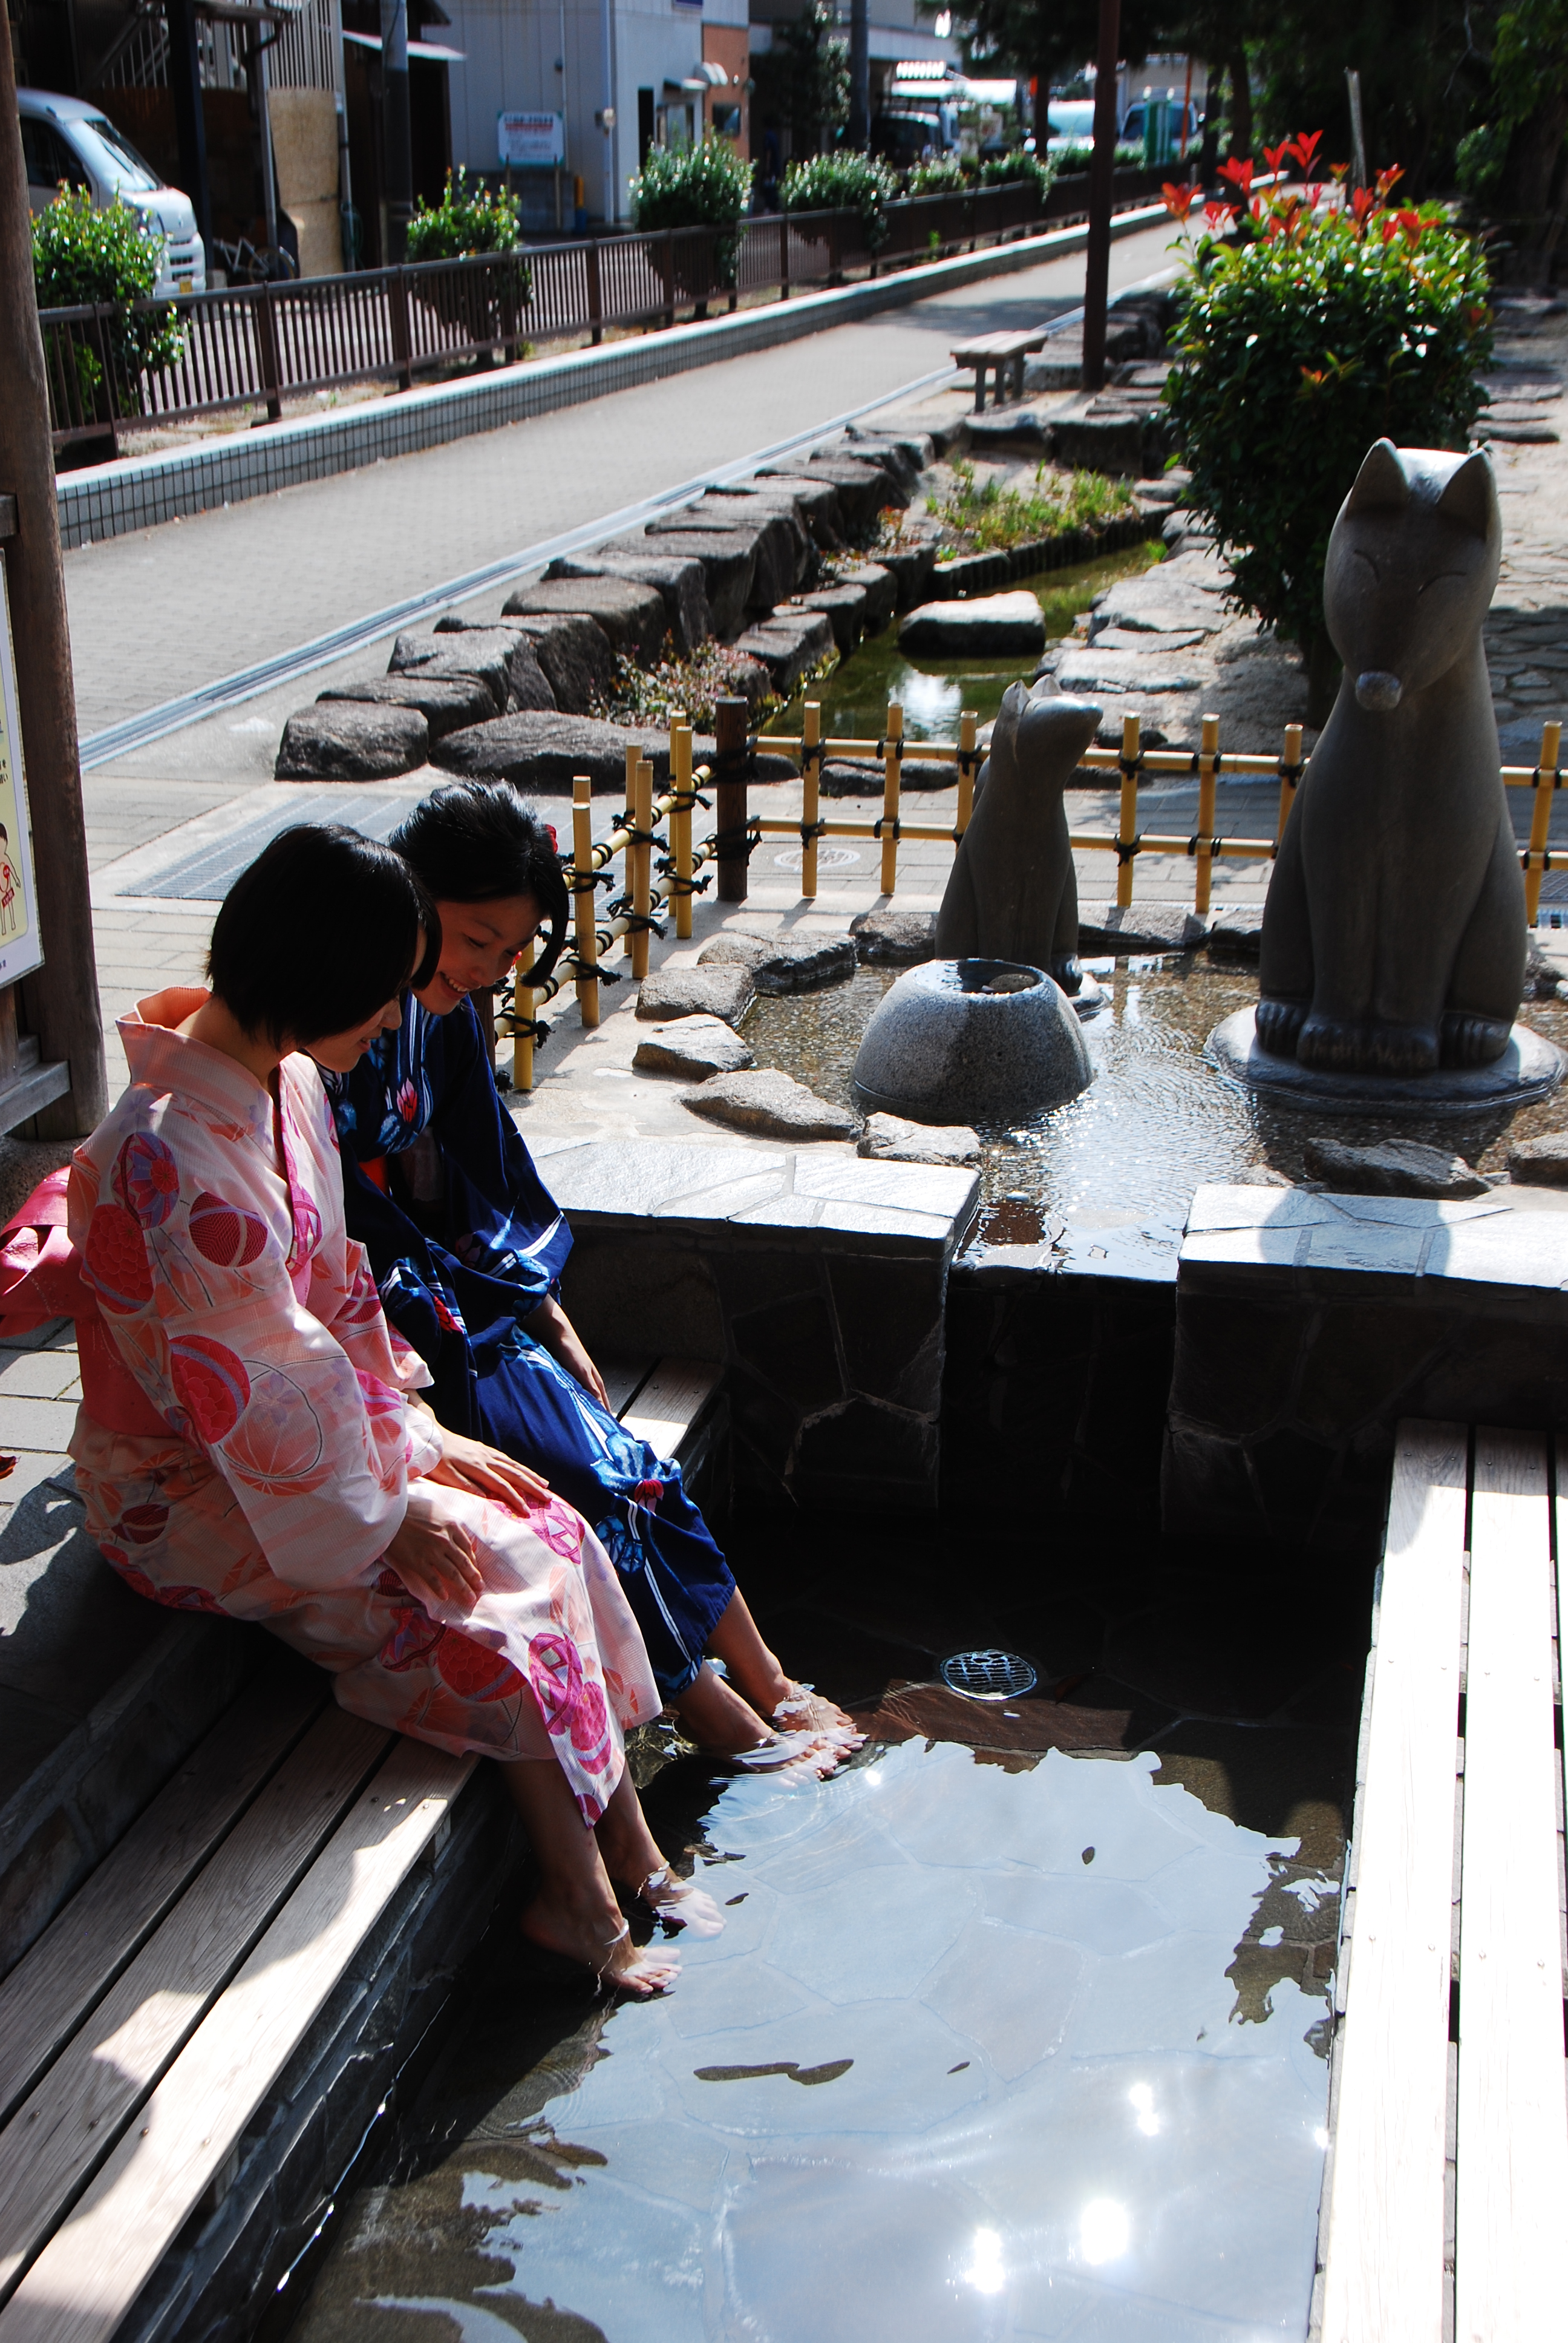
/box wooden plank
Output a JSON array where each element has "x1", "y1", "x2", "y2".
[
  {"x1": 1454, "y1": 1429, "x2": 1568, "y2": 2343},
  {"x1": 1319, "y1": 1421, "x2": 1466, "y2": 2343},
  {"x1": 598, "y1": 1355, "x2": 655, "y2": 1420},
  {"x1": 0, "y1": 1737, "x2": 474, "y2": 2343},
  {"x1": 0, "y1": 1709, "x2": 389, "y2": 2307},
  {"x1": 620, "y1": 1357, "x2": 720, "y2": 1459},
  {"x1": 0, "y1": 1658, "x2": 327, "y2": 2126}
]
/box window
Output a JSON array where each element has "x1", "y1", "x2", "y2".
[
  {"x1": 76, "y1": 117, "x2": 163, "y2": 194},
  {"x1": 21, "y1": 117, "x2": 87, "y2": 192}
]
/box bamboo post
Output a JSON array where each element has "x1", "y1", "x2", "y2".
[
  {"x1": 1116, "y1": 711, "x2": 1140, "y2": 909},
  {"x1": 672, "y1": 715, "x2": 694, "y2": 939},
  {"x1": 572, "y1": 775, "x2": 599, "y2": 1028},
  {"x1": 621, "y1": 740, "x2": 641, "y2": 958},
  {"x1": 1194, "y1": 710, "x2": 1219, "y2": 916},
  {"x1": 1276, "y1": 721, "x2": 1304, "y2": 851},
  {"x1": 511, "y1": 934, "x2": 535, "y2": 1093},
  {"x1": 802, "y1": 699, "x2": 822, "y2": 897},
  {"x1": 956, "y1": 708, "x2": 978, "y2": 834},
  {"x1": 1524, "y1": 717, "x2": 1561, "y2": 926},
  {"x1": 880, "y1": 699, "x2": 903, "y2": 896},
  {"x1": 631, "y1": 755, "x2": 654, "y2": 980}
]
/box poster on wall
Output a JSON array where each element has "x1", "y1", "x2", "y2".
[
  {"x1": 498, "y1": 112, "x2": 564, "y2": 168},
  {"x1": 0, "y1": 556, "x2": 45, "y2": 989}
]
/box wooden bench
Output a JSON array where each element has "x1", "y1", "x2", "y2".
[
  {"x1": 1313, "y1": 1421, "x2": 1568, "y2": 2342},
  {"x1": 0, "y1": 1350, "x2": 720, "y2": 2341},
  {"x1": 950, "y1": 327, "x2": 1050, "y2": 411}
]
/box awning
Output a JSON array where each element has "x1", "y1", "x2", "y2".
[{"x1": 341, "y1": 28, "x2": 466, "y2": 62}]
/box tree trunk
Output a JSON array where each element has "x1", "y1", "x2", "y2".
[
  {"x1": 1227, "y1": 45, "x2": 1252, "y2": 163},
  {"x1": 1197, "y1": 61, "x2": 1225, "y2": 188},
  {"x1": 1304, "y1": 635, "x2": 1341, "y2": 731}
]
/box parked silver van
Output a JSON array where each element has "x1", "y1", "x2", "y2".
[{"x1": 18, "y1": 90, "x2": 205, "y2": 295}]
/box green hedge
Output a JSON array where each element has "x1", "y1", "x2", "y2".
[
  {"x1": 782, "y1": 151, "x2": 899, "y2": 249},
  {"x1": 630, "y1": 136, "x2": 754, "y2": 286},
  {"x1": 32, "y1": 189, "x2": 184, "y2": 401}
]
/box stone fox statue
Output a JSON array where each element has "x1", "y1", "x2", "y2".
[
  {"x1": 935, "y1": 684, "x2": 1102, "y2": 990},
  {"x1": 1258, "y1": 438, "x2": 1525, "y2": 1075}
]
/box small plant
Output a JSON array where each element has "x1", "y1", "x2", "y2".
[
  {"x1": 978, "y1": 147, "x2": 1055, "y2": 202},
  {"x1": 906, "y1": 156, "x2": 969, "y2": 198},
  {"x1": 407, "y1": 169, "x2": 523, "y2": 261},
  {"x1": 630, "y1": 134, "x2": 754, "y2": 286},
  {"x1": 32, "y1": 189, "x2": 185, "y2": 408},
  {"x1": 604, "y1": 640, "x2": 786, "y2": 730},
  {"x1": 1161, "y1": 136, "x2": 1492, "y2": 716},
  {"x1": 927, "y1": 459, "x2": 1138, "y2": 553},
  {"x1": 782, "y1": 150, "x2": 899, "y2": 249}
]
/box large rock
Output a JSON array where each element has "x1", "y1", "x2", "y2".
[
  {"x1": 803, "y1": 454, "x2": 910, "y2": 526},
  {"x1": 899, "y1": 593, "x2": 1045, "y2": 657},
  {"x1": 502, "y1": 576, "x2": 668, "y2": 663},
  {"x1": 390, "y1": 626, "x2": 546, "y2": 715},
  {"x1": 838, "y1": 561, "x2": 897, "y2": 629},
  {"x1": 1206, "y1": 907, "x2": 1266, "y2": 966},
  {"x1": 632, "y1": 1017, "x2": 756, "y2": 1078},
  {"x1": 838, "y1": 433, "x2": 927, "y2": 495},
  {"x1": 434, "y1": 712, "x2": 679, "y2": 791},
  {"x1": 548, "y1": 552, "x2": 712, "y2": 653},
  {"x1": 645, "y1": 511, "x2": 795, "y2": 615},
  {"x1": 1048, "y1": 411, "x2": 1148, "y2": 476},
  {"x1": 1077, "y1": 903, "x2": 1206, "y2": 955},
  {"x1": 699, "y1": 931, "x2": 856, "y2": 992},
  {"x1": 636, "y1": 965, "x2": 756, "y2": 1025},
  {"x1": 733, "y1": 610, "x2": 835, "y2": 695},
  {"x1": 1088, "y1": 578, "x2": 1226, "y2": 637},
  {"x1": 682, "y1": 1068, "x2": 858, "y2": 1140},
  {"x1": 794, "y1": 581, "x2": 873, "y2": 653},
  {"x1": 698, "y1": 490, "x2": 814, "y2": 588},
  {"x1": 276, "y1": 701, "x2": 428, "y2": 781},
  {"x1": 317, "y1": 673, "x2": 494, "y2": 739},
  {"x1": 858, "y1": 1112, "x2": 979, "y2": 1165},
  {"x1": 851, "y1": 908, "x2": 936, "y2": 965},
  {"x1": 609, "y1": 530, "x2": 753, "y2": 638},
  {"x1": 733, "y1": 473, "x2": 846, "y2": 551},
  {"x1": 852, "y1": 957, "x2": 1091, "y2": 1122},
  {"x1": 871, "y1": 538, "x2": 938, "y2": 609},
  {"x1": 500, "y1": 612, "x2": 615, "y2": 713},
  {"x1": 1053, "y1": 646, "x2": 1202, "y2": 694},
  {"x1": 1301, "y1": 1135, "x2": 1490, "y2": 1199},
  {"x1": 1508, "y1": 1131, "x2": 1568, "y2": 1184}
]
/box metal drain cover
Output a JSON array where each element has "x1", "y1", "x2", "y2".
[{"x1": 940, "y1": 1648, "x2": 1038, "y2": 1702}]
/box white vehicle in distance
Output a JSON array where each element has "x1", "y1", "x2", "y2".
[
  {"x1": 18, "y1": 89, "x2": 206, "y2": 296},
  {"x1": 1044, "y1": 98, "x2": 1097, "y2": 155}
]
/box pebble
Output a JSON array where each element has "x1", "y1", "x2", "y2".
[
  {"x1": 682, "y1": 1069, "x2": 859, "y2": 1141},
  {"x1": 858, "y1": 1113, "x2": 980, "y2": 1165},
  {"x1": 1301, "y1": 1136, "x2": 1490, "y2": 1200}
]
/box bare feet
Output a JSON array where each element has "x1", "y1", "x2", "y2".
[
  {"x1": 639, "y1": 1867, "x2": 727, "y2": 1937},
  {"x1": 675, "y1": 1662, "x2": 860, "y2": 1777},
  {"x1": 520, "y1": 1898, "x2": 680, "y2": 1997},
  {"x1": 773, "y1": 1681, "x2": 864, "y2": 1748}
]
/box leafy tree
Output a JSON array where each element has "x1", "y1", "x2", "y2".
[
  {"x1": 782, "y1": 151, "x2": 899, "y2": 245},
  {"x1": 630, "y1": 136, "x2": 754, "y2": 284},
  {"x1": 32, "y1": 189, "x2": 185, "y2": 407},
  {"x1": 1477, "y1": 0, "x2": 1568, "y2": 272},
  {"x1": 759, "y1": 0, "x2": 850, "y2": 159}
]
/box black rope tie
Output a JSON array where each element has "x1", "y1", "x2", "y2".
[
  {"x1": 618, "y1": 824, "x2": 664, "y2": 850},
  {"x1": 1533, "y1": 765, "x2": 1566, "y2": 792},
  {"x1": 799, "y1": 819, "x2": 828, "y2": 844},
  {"x1": 712, "y1": 822, "x2": 763, "y2": 861},
  {"x1": 1278, "y1": 761, "x2": 1304, "y2": 786},
  {"x1": 667, "y1": 787, "x2": 712, "y2": 812},
  {"x1": 1114, "y1": 834, "x2": 1142, "y2": 865},
  {"x1": 501, "y1": 1015, "x2": 552, "y2": 1046},
  {"x1": 875, "y1": 736, "x2": 907, "y2": 762},
  {"x1": 872, "y1": 816, "x2": 903, "y2": 841}
]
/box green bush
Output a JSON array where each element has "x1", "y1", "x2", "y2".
[
  {"x1": 630, "y1": 134, "x2": 754, "y2": 285},
  {"x1": 1455, "y1": 121, "x2": 1510, "y2": 201},
  {"x1": 407, "y1": 169, "x2": 523, "y2": 261},
  {"x1": 927, "y1": 459, "x2": 1137, "y2": 552},
  {"x1": 1051, "y1": 140, "x2": 1145, "y2": 175},
  {"x1": 782, "y1": 150, "x2": 899, "y2": 249},
  {"x1": 1163, "y1": 148, "x2": 1493, "y2": 710},
  {"x1": 905, "y1": 156, "x2": 969, "y2": 198},
  {"x1": 32, "y1": 188, "x2": 184, "y2": 409},
  {"x1": 978, "y1": 146, "x2": 1055, "y2": 201}
]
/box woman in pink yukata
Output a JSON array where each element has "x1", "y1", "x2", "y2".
[{"x1": 67, "y1": 824, "x2": 720, "y2": 1996}]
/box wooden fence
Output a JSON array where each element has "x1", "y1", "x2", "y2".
[{"x1": 499, "y1": 705, "x2": 1568, "y2": 1090}]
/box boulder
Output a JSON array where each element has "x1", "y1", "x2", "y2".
[
  {"x1": 682, "y1": 1068, "x2": 858, "y2": 1140},
  {"x1": 317, "y1": 672, "x2": 495, "y2": 739},
  {"x1": 1053, "y1": 647, "x2": 1202, "y2": 694},
  {"x1": 822, "y1": 756, "x2": 958, "y2": 796},
  {"x1": 899, "y1": 593, "x2": 1045, "y2": 657},
  {"x1": 801, "y1": 454, "x2": 910, "y2": 527},
  {"x1": 646, "y1": 510, "x2": 797, "y2": 612},
  {"x1": 872, "y1": 537, "x2": 938, "y2": 609},
  {"x1": 637, "y1": 965, "x2": 756, "y2": 1026},
  {"x1": 699, "y1": 931, "x2": 857, "y2": 992},
  {"x1": 548, "y1": 551, "x2": 712, "y2": 653},
  {"x1": 851, "y1": 908, "x2": 936, "y2": 965},
  {"x1": 609, "y1": 530, "x2": 754, "y2": 639},
  {"x1": 968, "y1": 410, "x2": 1051, "y2": 456},
  {"x1": 1088, "y1": 578, "x2": 1226, "y2": 637},
  {"x1": 1301, "y1": 1136, "x2": 1490, "y2": 1200},
  {"x1": 734, "y1": 473, "x2": 846, "y2": 550},
  {"x1": 434, "y1": 712, "x2": 679, "y2": 791},
  {"x1": 1508, "y1": 1131, "x2": 1568, "y2": 1184},
  {"x1": 390, "y1": 627, "x2": 535, "y2": 715},
  {"x1": 633, "y1": 1016, "x2": 756, "y2": 1078},
  {"x1": 1077, "y1": 903, "x2": 1205, "y2": 955},
  {"x1": 794, "y1": 582, "x2": 872, "y2": 653},
  {"x1": 839, "y1": 433, "x2": 929, "y2": 494},
  {"x1": 733, "y1": 610, "x2": 835, "y2": 695},
  {"x1": 852, "y1": 958, "x2": 1091, "y2": 1122},
  {"x1": 501, "y1": 576, "x2": 668, "y2": 663},
  {"x1": 838, "y1": 561, "x2": 898, "y2": 629},
  {"x1": 699, "y1": 489, "x2": 814, "y2": 587},
  {"x1": 503, "y1": 612, "x2": 616, "y2": 713},
  {"x1": 858, "y1": 1112, "x2": 979, "y2": 1165},
  {"x1": 1047, "y1": 411, "x2": 1148, "y2": 477},
  {"x1": 276, "y1": 701, "x2": 428, "y2": 781},
  {"x1": 1206, "y1": 908, "x2": 1265, "y2": 966}
]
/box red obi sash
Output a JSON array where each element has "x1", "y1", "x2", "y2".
[{"x1": 0, "y1": 1168, "x2": 169, "y2": 1437}]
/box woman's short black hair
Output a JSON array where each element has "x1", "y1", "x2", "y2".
[
  {"x1": 208, "y1": 824, "x2": 439, "y2": 1047},
  {"x1": 390, "y1": 781, "x2": 569, "y2": 986}
]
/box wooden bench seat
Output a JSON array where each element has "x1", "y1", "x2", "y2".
[
  {"x1": 0, "y1": 1352, "x2": 721, "y2": 2341},
  {"x1": 950, "y1": 327, "x2": 1050, "y2": 411},
  {"x1": 1314, "y1": 1421, "x2": 1568, "y2": 2342}
]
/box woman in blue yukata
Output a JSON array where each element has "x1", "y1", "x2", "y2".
[{"x1": 327, "y1": 779, "x2": 859, "y2": 1774}]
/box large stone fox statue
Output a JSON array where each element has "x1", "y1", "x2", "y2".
[{"x1": 1258, "y1": 438, "x2": 1525, "y2": 1075}]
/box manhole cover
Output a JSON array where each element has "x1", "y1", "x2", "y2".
[
  {"x1": 773, "y1": 844, "x2": 861, "y2": 872},
  {"x1": 939, "y1": 1648, "x2": 1038, "y2": 1702}
]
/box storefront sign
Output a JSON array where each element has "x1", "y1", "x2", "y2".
[
  {"x1": 0, "y1": 559, "x2": 44, "y2": 987},
  {"x1": 498, "y1": 111, "x2": 564, "y2": 167}
]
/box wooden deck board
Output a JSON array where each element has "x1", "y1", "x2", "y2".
[
  {"x1": 1318, "y1": 1421, "x2": 1466, "y2": 2343},
  {"x1": 1455, "y1": 1429, "x2": 1568, "y2": 2343},
  {"x1": 599, "y1": 1355, "x2": 655, "y2": 1420},
  {"x1": 620, "y1": 1358, "x2": 720, "y2": 1458},
  {"x1": 0, "y1": 1738, "x2": 473, "y2": 2343}
]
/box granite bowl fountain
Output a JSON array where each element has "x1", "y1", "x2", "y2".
[{"x1": 851, "y1": 956, "x2": 1093, "y2": 1124}]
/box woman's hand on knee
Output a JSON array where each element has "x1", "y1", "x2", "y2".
[
  {"x1": 527, "y1": 1297, "x2": 610, "y2": 1411},
  {"x1": 426, "y1": 1427, "x2": 550, "y2": 1515},
  {"x1": 385, "y1": 1484, "x2": 485, "y2": 1614}
]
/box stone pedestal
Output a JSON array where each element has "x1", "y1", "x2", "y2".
[
  {"x1": 1206, "y1": 1008, "x2": 1564, "y2": 1115},
  {"x1": 852, "y1": 959, "x2": 1092, "y2": 1126}
]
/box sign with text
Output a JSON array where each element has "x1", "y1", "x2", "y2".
[
  {"x1": 498, "y1": 111, "x2": 564, "y2": 166},
  {"x1": 0, "y1": 559, "x2": 44, "y2": 988}
]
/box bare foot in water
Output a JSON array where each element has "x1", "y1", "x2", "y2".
[
  {"x1": 520, "y1": 1899, "x2": 680, "y2": 1997},
  {"x1": 773, "y1": 1681, "x2": 864, "y2": 1749},
  {"x1": 675, "y1": 1662, "x2": 859, "y2": 1777},
  {"x1": 638, "y1": 1867, "x2": 727, "y2": 1937}
]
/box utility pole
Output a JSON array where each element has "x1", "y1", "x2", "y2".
[
  {"x1": 379, "y1": 0, "x2": 413, "y2": 260},
  {"x1": 165, "y1": 0, "x2": 213, "y2": 261},
  {"x1": 1081, "y1": 0, "x2": 1120, "y2": 392},
  {"x1": 0, "y1": 25, "x2": 108, "y2": 1138},
  {"x1": 848, "y1": 0, "x2": 869, "y2": 150}
]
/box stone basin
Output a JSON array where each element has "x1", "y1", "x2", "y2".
[{"x1": 851, "y1": 956, "x2": 1093, "y2": 1124}]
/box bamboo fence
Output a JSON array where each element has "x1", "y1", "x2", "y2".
[{"x1": 499, "y1": 705, "x2": 1567, "y2": 1092}]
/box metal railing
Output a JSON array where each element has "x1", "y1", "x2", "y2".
[{"x1": 41, "y1": 169, "x2": 1172, "y2": 456}]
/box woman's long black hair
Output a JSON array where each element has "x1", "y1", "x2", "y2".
[{"x1": 390, "y1": 781, "x2": 569, "y2": 986}]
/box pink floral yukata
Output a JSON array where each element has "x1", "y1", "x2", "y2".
[{"x1": 65, "y1": 989, "x2": 659, "y2": 1821}]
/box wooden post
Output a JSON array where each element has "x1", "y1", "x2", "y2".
[
  {"x1": 1116, "y1": 710, "x2": 1140, "y2": 910},
  {"x1": 1276, "y1": 721, "x2": 1304, "y2": 853},
  {"x1": 802, "y1": 699, "x2": 822, "y2": 898},
  {"x1": 631, "y1": 755, "x2": 654, "y2": 981},
  {"x1": 956, "y1": 708, "x2": 978, "y2": 835},
  {"x1": 1525, "y1": 718, "x2": 1561, "y2": 926},
  {"x1": 1081, "y1": 0, "x2": 1122, "y2": 392},
  {"x1": 621, "y1": 739, "x2": 641, "y2": 957},
  {"x1": 880, "y1": 700, "x2": 903, "y2": 896},
  {"x1": 511, "y1": 935, "x2": 535, "y2": 1093},
  {"x1": 1194, "y1": 710, "x2": 1219, "y2": 916},
  {"x1": 715, "y1": 696, "x2": 749, "y2": 903},
  {"x1": 672, "y1": 715, "x2": 694, "y2": 940},
  {"x1": 586, "y1": 240, "x2": 604, "y2": 347},
  {"x1": 0, "y1": 32, "x2": 108, "y2": 1139},
  {"x1": 572, "y1": 775, "x2": 599, "y2": 1027}
]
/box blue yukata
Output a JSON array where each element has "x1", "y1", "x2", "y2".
[{"x1": 325, "y1": 995, "x2": 734, "y2": 1700}]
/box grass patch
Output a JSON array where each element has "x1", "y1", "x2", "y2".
[{"x1": 929, "y1": 461, "x2": 1138, "y2": 556}]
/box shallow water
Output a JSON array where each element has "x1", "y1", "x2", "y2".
[{"x1": 296, "y1": 1740, "x2": 1335, "y2": 2343}]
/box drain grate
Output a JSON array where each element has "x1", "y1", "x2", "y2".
[{"x1": 940, "y1": 1648, "x2": 1038, "y2": 1703}]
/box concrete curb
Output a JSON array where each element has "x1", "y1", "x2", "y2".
[{"x1": 56, "y1": 205, "x2": 1168, "y2": 553}]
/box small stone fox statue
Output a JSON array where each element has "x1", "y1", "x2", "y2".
[
  {"x1": 935, "y1": 684, "x2": 1102, "y2": 991},
  {"x1": 1258, "y1": 438, "x2": 1525, "y2": 1075}
]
